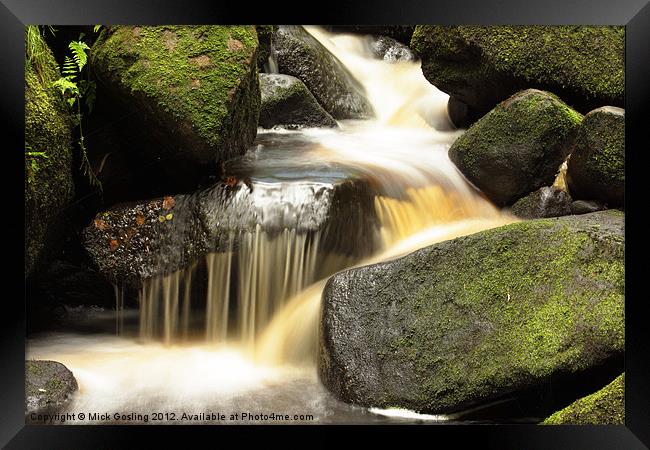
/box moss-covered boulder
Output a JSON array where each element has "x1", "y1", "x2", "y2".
[
  {"x1": 25, "y1": 360, "x2": 78, "y2": 417},
  {"x1": 567, "y1": 106, "x2": 625, "y2": 207},
  {"x1": 259, "y1": 74, "x2": 337, "y2": 129},
  {"x1": 511, "y1": 186, "x2": 572, "y2": 219},
  {"x1": 320, "y1": 210, "x2": 624, "y2": 414},
  {"x1": 572, "y1": 200, "x2": 607, "y2": 215},
  {"x1": 542, "y1": 373, "x2": 624, "y2": 425},
  {"x1": 25, "y1": 29, "x2": 75, "y2": 277},
  {"x1": 273, "y1": 26, "x2": 373, "y2": 120},
  {"x1": 91, "y1": 26, "x2": 260, "y2": 188},
  {"x1": 411, "y1": 26, "x2": 624, "y2": 117},
  {"x1": 448, "y1": 89, "x2": 582, "y2": 206}
]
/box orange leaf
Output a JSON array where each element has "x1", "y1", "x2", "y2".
[
  {"x1": 109, "y1": 239, "x2": 119, "y2": 252},
  {"x1": 224, "y1": 175, "x2": 237, "y2": 187},
  {"x1": 162, "y1": 196, "x2": 175, "y2": 210},
  {"x1": 135, "y1": 211, "x2": 145, "y2": 226},
  {"x1": 94, "y1": 219, "x2": 108, "y2": 231}
]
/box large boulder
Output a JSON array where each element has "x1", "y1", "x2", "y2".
[
  {"x1": 25, "y1": 28, "x2": 75, "y2": 277},
  {"x1": 448, "y1": 89, "x2": 582, "y2": 206},
  {"x1": 320, "y1": 211, "x2": 624, "y2": 414},
  {"x1": 90, "y1": 26, "x2": 261, "y2": 190},
  {"x1": 411, "y1": 26, "x2": 624, "y2": 115},
  {"x1": 510, "y1": 186, "x2": 572, "y2": 219},
  {"x1": 259, "y1": 74, "x2": 338, "y2": 129},
  {"x1": 567, "y1": 106, "x2": 625, "y2": 207},
  {"x1": 273, "y1": 26, "x2": 373, "y2": 120},
  {"x1": 542, "y1": 373, "x2": 624, "y2": 425},
  {"x1": 25, "y1": 360, "x2": 78, "y2": 417}
]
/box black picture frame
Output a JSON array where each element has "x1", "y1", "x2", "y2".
[{"x1": 2, "y1": 0, "x2": 649, "y2": 447}]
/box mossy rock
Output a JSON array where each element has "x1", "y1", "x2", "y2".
[
  {"x1": 567, "y1": 106, "x2": 625, "y2": 207},
  {"x1": 542, "y1": 373, "x2": 624, "y2": 424},
  {"x1": 320, "y1": 210, "x2": 624, "y2": 414},
  {"x1": 25, "y1": 360, "x2": 78, "y2": 417},
  {"x1": 511, "y1": 186, "x2": 572, "y2": 219},
  {"x1": 448, "y1": 89, "x2": 582, "y2": 206},
  {"x1": 259, "y1": 74, "x2": 337, "y2": 129},
  {"x1": 91, "y1": 26, "x2": 260, "y2": 186},
  {"x1": 411, "y1": 26, "x2": 624, "y2": 115},
  {"x1": 25, "y1": 29, "x2": 75, "y2": 277},
  {"x1": 273, "y1": 26, "x2": 374, "y2": 120}
]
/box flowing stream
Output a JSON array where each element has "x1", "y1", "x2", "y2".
[{"x1": 27, "y1": 27, "x2": 516, "y2": 424}]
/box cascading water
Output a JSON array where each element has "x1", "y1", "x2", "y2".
[{"x1": 28, "y1": 26, "x2": 516, "y2": 423}]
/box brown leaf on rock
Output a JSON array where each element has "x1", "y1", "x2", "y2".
[
  {"x1": 94, "y1": 219, "x2": 108, "y2": 231},
  {"x1": 225, "y1": 176, "x2": 238, "y2": 187},
  {"x1": 135, "y1": 211, "x2": 145, "y2": 226},
  {"x1": 109, "y1": 239, "x2": 120, "y2": 252},
  {"x1": 163, "y1": 196, "x2": 176, "y2": 210}
]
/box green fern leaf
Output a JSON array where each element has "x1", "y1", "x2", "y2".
[{"x1": 68, "y1": 41, "x2": 90, "y2": 71}]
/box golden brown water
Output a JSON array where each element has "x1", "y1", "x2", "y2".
[{"x1": 28, "y1": 26, "x2": 517, "y2": 423}]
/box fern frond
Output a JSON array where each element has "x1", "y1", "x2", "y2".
[{"x1": 68, "y1": 41, "x2": 90, "y2": 71}]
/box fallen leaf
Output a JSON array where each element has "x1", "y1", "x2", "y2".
[
  {"x1": 158, "y1": 216, "x2": 166, "y2": 223},
  {"x1": 224, "y1": 175, "x2": 238, "y2": 187},
  {"x1": 163, "y1": 196, "x2": 175, "y2": 210},
  {"x1": 165, "y1": 213, "x2": 173, "y2": 221},
  {"x1": 94, "y1": 219, "x2": 108, "y2": 231},
  {"x1": 109, "y1": 239, "x2": 120, "y2": 252},
  {"x1": 135, "y1": 211, "x2": 145, "y2": 225}
]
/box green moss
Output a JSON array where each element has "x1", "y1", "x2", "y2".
[
  {"x1": 324, "y1": 211, "x2": 624, "y2": 413},
  {"x1": 411, "y1": 26, "x2": 624, "y2": 111},
  {"x1": 542, "y1": 373, "x2": 624, "y2": 424},
  {"x1": 25, "y1": 28, "x2": 75, "y2": 276},
  {"x1": 448, "y1": 89, "x2": 582, "y2": 205},
  {"x1": 91, "y1": 25, "x2": 260, "y2": 162}
]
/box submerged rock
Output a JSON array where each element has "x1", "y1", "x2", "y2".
[
  {"x1": 25, "y1": 30, "x2": 75, "y2": 277},
  {"x1": 567, "y1": 107, "x2": 625, "y2": 207},
  {"x1": 448, "y1": 89, "x2": 582, "y2": 206},
  {"x1": 259, "y1": 74, "x2": 338, "y2": 129},
  {"x1": 510, "y1": 186, "x2": 572, "y2": 219},
  {"x1": 542, "y1": 373, "x2": 624, "y2": 425},
  {"x1": 369, "y1": 36, "x2": 415, "y2": 63},
  {"x1": 411, "y1": 25, "x2": 624, "y2": 115},
  {"x1": 320, "y1": 211, "x2": 624, "y2": 414},
  {"x1": 273, "y1": 26, "x2": 374, "y2": 120},
  {"x1": 25, "y1": 360, "x2": 78, "y2": 417},
  {"x1": 91, "y1": 26, "x2": 261, "y2": 190}
]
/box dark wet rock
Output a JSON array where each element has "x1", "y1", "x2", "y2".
[
  {"x1": 567, "y1": 106, "x2": 625, "y2": 207},
  {"x1": 542, "y1": 373, "x2": 624, "y2": 425},
  {"x1": 255, "y1": 25, "x2": 277, "y2": 70},
  {"x1": 259, "y1": 74, "x2": 338, "y2": 129},
  {"x1": 273, "y1": 26, "x2": 374, "y2": 120},
  {"x1": 25, "y1": 360, "x2": 78, "y2": 417},
  {"x1": 369, "y1": 36, "x2": 415, "y2": 63},
  {"x1": 83, "y1": 176, "x2": 379, "y2": 286},
  {"x1": 511, "y1": 187, "x2": 572, "y2": 219},
  {"x1": 571, "y1": 200, "x2": 607, "y2": 215},
  {"x1": 90, "y1": 26, "x2": 260, "y2": 191},
  {"x1": 320, "y1": 211, "x2": 624, "y2": 414},
  {"x1": 324, "y1": 26, "x2": 415, "y2": 46},
  {"x1": 448, "y1": 89, "x2": 582, "y2": 206},
  {"x1": 411, "y1": 25, "x2": 624, "y2": 115},
  {"x1": 25, "y1": 30, "x2": 75, "y2": 277},
  {"x1": 447, "y1": 96, "x2": 482, "y2": 129}
]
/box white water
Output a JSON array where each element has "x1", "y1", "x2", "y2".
[{"x1": 28, "y1": 26, "x2": 516, "y2": 424}]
